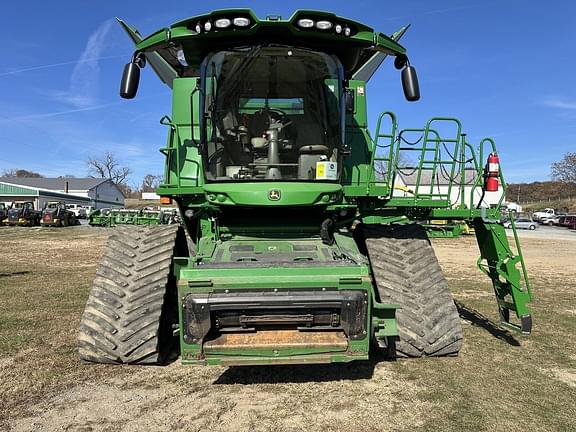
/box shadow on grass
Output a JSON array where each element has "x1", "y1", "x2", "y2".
[
  {"x1": 0, "y1": 271, "x2": 31, "y2": 278},
  {"x1": 214, "y1": 360, "x2": 376, "y2": 384},
  {"x1": 455, "y1": 301, "x2": 521, "y2": 346}
]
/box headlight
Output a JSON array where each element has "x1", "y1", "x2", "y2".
[
  {"x1": 195, "y1": 23, "x2": 202, "y2": 33},
  {"x1": 233, "y1": 17, "x2": 250, "y2": 27},
  {"x1": 297, "y1": 18, "x2": 314, "y2": 28},
  {"x1": 215, "y1": 18, "x2": 231, "y2": 28},
  {"x1": 344, "y1": 26, "x2": 351, "y2": 37},
  {"x1": 204, "y1": 21, "x2": 212, "y2": 32},
  {"x1": 316, "y1": 20, "x2": 333, "y2": 30},
  {"x1": 335, "y1": 24, "x2": 343, "y2": 34}
]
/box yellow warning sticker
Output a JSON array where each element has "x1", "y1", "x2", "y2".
[{"x1": 316, "y1": 161, "x2": 338, "y2": 180}]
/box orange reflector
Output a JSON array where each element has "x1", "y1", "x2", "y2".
[{"x1": 160, "y1": 196, "x2": 172, "y2": 205}]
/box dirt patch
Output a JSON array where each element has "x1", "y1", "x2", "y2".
[
  {"x1": 432, "y1": 236, "x2": 576, "y2": 282},
  {"x1": 11, "y1": 363, "x2": 428, "y2": 432},
  {"x1": 542, "y1": 368, "x2": 576, "y2": 388}
]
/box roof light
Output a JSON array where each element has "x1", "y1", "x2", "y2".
[
  {"x1": 335, "y1": 24, "x2": 343, "y2": 34},
  {"x1": 316, "y1": 20, "x2": 333, "y2": 30},
  {"x1": 344, "y1": 26, "x2": 352, "y2": 37},
  {"x1": 195, "y1": 23, "x2": 202, "y2": 33},
  {"x1": 297, "y1": 18, "x2": 314, "y2": 28},
  {"x1": 204, "y1": 21, "x2": 212, "y2": 32},
  {"x1": 233, "y1": 17, "x2": 251, "y2": 27},
  {"x1": 215, "y1": 18, "x2": 231, "y2": 28}
]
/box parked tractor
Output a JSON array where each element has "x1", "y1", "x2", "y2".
[
  {"x1": 78, "y1": 10, "x2": 532, "y2": 366},
  {"x1": 40, "y1": 201, "x2": 78, "y2": 227},
  {"x1": 0, "y1": 203, "x2": 7, "y2": 226},
  {"x1": 3, "y1": 201, "x2": 40, "y2": 226}
]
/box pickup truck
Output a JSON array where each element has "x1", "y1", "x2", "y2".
[
  {"x1": 532, "y1": 208, "x2": 556, "y2": 221},
  {"x1": 540, "y1": 215, "x2": 562, "y2": 226},
  {"x1": 65, "y1": 204, "x2": 87, "y2": 219}
]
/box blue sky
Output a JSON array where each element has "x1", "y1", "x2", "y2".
[{"x1": 1, "y1": 0, "x2": 574, "y2": 187}]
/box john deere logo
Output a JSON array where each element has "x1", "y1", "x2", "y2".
[{"x1": 268, "y1": 189, "x2": 281, "y2": 201}]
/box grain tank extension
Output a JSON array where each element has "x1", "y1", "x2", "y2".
[{"x1": 78, "y1": 10, "x2": 532, "y2": 365}]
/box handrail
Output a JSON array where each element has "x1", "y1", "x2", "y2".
[
  {"x1": 159, "y1": 116, "x2": 200, "y2": 188},
  {"x1": 509, "y1": 212, "x2": 533, "y2": 298},
  {"x1": 392, "y1": 128, "x2": 441, "y2": 199},
  {"x1": 422, "y1": 118, "x2": 462, "y2": 206},
  {"x1": 369, "y1": 111, "x2": 397, "y2": 189}
]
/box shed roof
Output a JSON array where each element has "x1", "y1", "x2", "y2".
[{"x1": 0, "y1": 177, "x2": 108, "y2": 191}]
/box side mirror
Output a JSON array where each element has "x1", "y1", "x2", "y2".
[
  {"x1": 345, "y1": 89, "x2": 355, "y2": 112},
  {"x1": 401, "y1": 65, "x2": 420, "y2": 102},
  {"x1": 120, "y1": 54, "x2": 145, "y2": 99}
]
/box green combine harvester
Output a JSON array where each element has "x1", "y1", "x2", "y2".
[{"x1": 78, "y1": 9, "x2": 532, "y2": 366}]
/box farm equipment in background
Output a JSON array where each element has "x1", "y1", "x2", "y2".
[
  {"x1": 40, "y1": 201, "x2": 79, "y2": 227},
  {"x1": 424, "y1": 220, "x2": 472, "y2": 238},
  {"x1": 78, "y1": 9, "x2": 533, "y2": 366},
  {"x1": 88, "y1": 207, "x2": 180, "y2": 227},
  {"x1": 0, "y1": 203, "x2": 7, "y2": 225},
  {"x1": 3, "y1": 201, "x2": 40, "y2": 226}
]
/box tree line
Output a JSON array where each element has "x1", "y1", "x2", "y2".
[
  {"x1": 1, "y1": 151, "x2": 161, "y2": 198},
  {"x1": 3, "y1": 151, "x2": 576, "y2": 201}
]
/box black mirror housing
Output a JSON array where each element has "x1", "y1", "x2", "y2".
[
  {"x1": 401, "y1": 65, "x2": 420, "y2": 102},
  {"x1": 345, "y1": 89, "x2": 355, "y2": 112},
  {"x1": 120, "y1": 62, "x2": 140, "y2": 99}
]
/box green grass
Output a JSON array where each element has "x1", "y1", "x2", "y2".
[
  {"x1": 0, "y1": 227, "x2": 131, "y2": 426},
  {"x1": 0, "y1": 228, "x2": 574, "y2": 431},
  {"x1": 392, "y1": 275, "x2": 576, "y2": 432}
]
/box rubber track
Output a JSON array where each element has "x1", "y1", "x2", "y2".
[
  {"x1": 359, "y1": 224, "x2": 463, "y2": 357},
  {"x1": 78, "y1": 225, "x2": 180, "y2": 364}
]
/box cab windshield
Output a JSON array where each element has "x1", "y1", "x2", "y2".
[{"x1": 202, "y1": 46, "x2": 343, "y2": 182}]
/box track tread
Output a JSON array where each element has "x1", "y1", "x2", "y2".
[
  {"x1": 358, "y1": 223, "x2": 463, "y2": 358},
  {"x1": 78, "y1": 225, "x2": 182, "y2": 364}
]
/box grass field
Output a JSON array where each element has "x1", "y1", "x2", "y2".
[{"x1": 0, "y1": 227, "x2": 575, "y2": 431}]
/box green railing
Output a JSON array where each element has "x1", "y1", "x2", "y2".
[
  {"x1": 371, "y1": 114, "x2": 507, "y2": 210},
  {"x1": 159, "y1": 116, "x2": 200, "y2": 189}
]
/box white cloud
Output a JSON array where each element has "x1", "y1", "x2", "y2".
[
  {"x1": 0, "y1": 54, "x2": 126, "y2": 77},
  {"x1": 51, "y1": 19, "x2": 114, "y2": 108},
  {"x1": 422, "y1": 5, "x2": 481, "y2": 16},
  {"x1": 542, "y1": 97, "x2": 576, "y2": 110},
  {"x1": 0, "y1": 101, "x2": 123, "y2": 123}
]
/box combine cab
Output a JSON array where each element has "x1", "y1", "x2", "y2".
[
  {"x1": 4, "y1": 201, "x2": 40, "y2": 226},
  {"x1": 40, "y1": 201, "x2": 78, "y2": 227},
  {"x1": 78, "y1": 10, "x2": 532, "y2": 366}
]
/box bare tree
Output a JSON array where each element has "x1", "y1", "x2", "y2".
[
  {"x1": 1, "y1": 168, "x2": 43, "y2": 178},
  {"x1": 87, "y1": 151, "x2": 131, "y2": 185},
  {"x1": 551, "y1": 152, "x2": 576, "y2": 183},
  {"x1": 141, "y1": 174, "x2": 163, "y2": 192}
]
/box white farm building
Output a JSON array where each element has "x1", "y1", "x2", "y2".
[{"x1": 0, "y1": 177, "x2": 124, "y2": 210}]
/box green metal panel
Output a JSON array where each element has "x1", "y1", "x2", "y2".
[
  {"x1": 0, "y1": 182, "x2": 38, "y2": 196},
  {"x1": 203, "y1": 182, "x2": 342, "y2": 206}
]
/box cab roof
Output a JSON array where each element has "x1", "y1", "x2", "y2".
[{"x1": 120, "y1": 9, "x2": 409, "y2": 81}]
